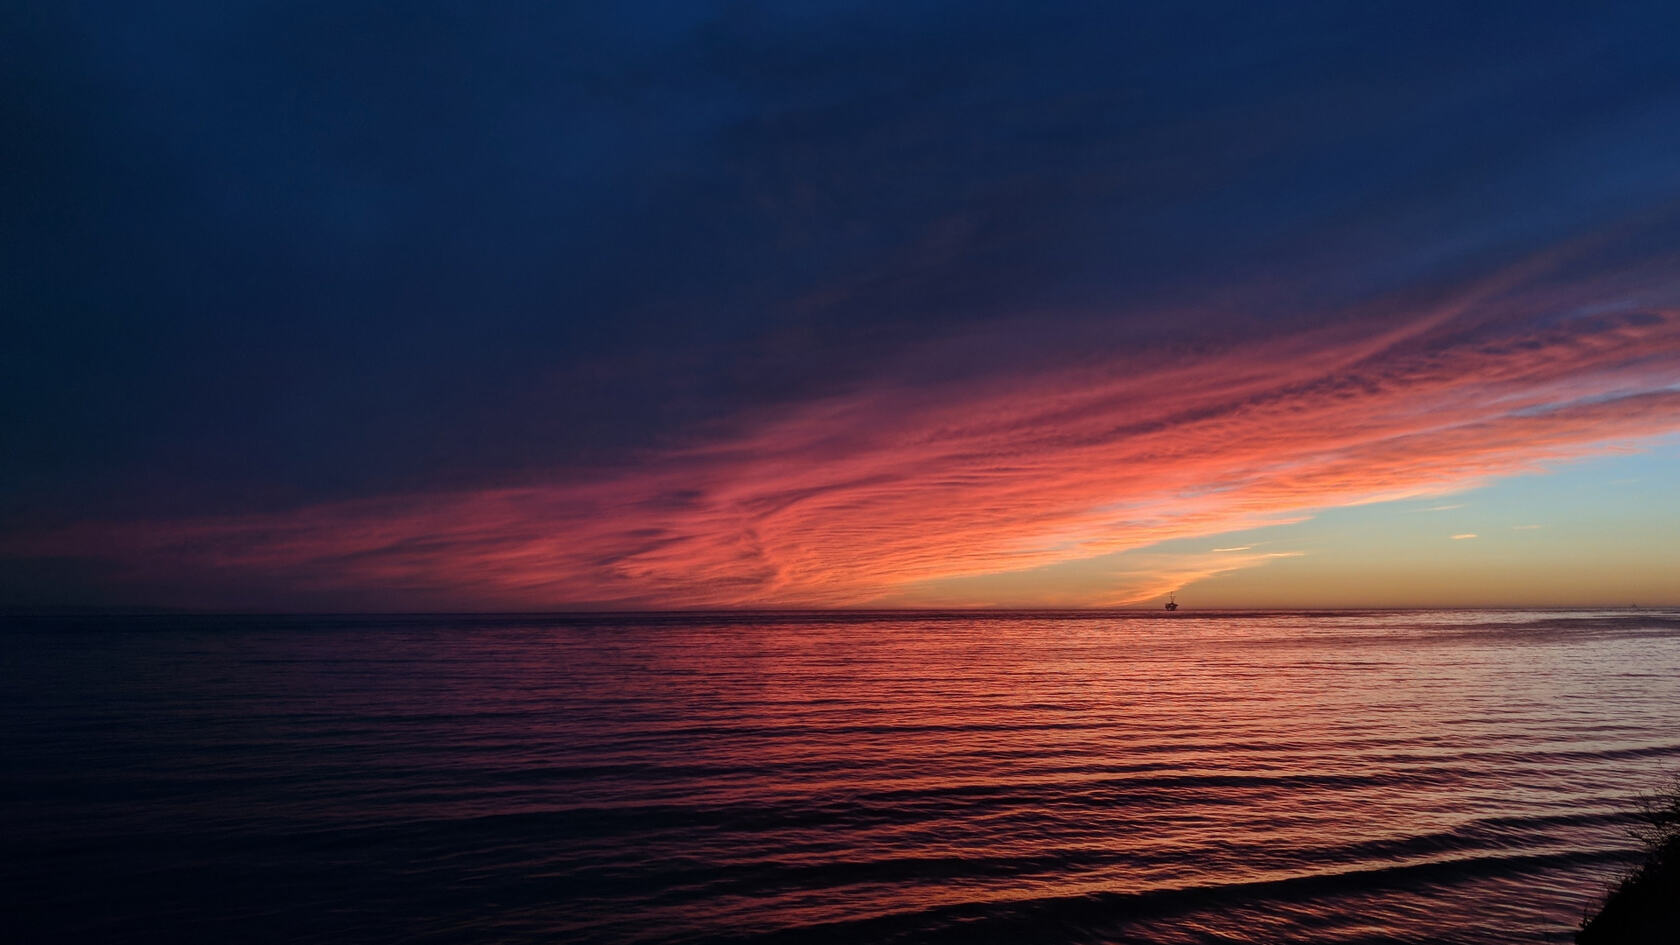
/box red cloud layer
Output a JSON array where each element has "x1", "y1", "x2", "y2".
[{"x1": 13, "y1": 290, "x2": 1680, "y2": 609}]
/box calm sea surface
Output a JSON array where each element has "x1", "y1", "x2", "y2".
[{"x1": 4, "y1": 610, "x2": 1679, "y2": 944}]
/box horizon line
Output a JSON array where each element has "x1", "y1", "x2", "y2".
[{"x1": 3, "y1": 603, "x2": 1671, "y2": 619}]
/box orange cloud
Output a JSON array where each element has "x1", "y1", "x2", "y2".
[{"x1": 9, "y1": 288, "x2": 1680, "y2": 609}]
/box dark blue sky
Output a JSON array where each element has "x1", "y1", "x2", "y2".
[{"x1": 6, "y1": 2, "x2": 1680, "y2": 608}]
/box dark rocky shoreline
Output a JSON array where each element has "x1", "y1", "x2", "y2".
[{"x1": 1578, "y1": 778, "x2": 1680, "y2": 944}]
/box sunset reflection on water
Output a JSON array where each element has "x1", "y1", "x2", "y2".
[{"x1": 4, "y1": 609, "x2": 1677, "y2": 943}]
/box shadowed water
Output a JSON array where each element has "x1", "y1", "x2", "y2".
[{"x1": 4, "y1": 609, "x2": 1678, "y2": 944}]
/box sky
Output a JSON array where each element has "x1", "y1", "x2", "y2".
[{"x1": 4, "y1": 1, "x2": 1680, "y2": 610}]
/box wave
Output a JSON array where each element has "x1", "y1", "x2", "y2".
[
  {"x1": 683, "y1": 849, "x2": 1633, "y2": 945},
  {"x1": 8, "y1": 610, "x2": 1678, "y2": 944}
]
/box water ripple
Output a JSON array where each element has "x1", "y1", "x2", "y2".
[{"x1": 3, "y1": 608, "x2": 1677, "y2": 944}]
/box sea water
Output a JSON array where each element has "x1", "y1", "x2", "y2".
[{"x1": 5, "y1": 609, "x2": 1678, "y2": 944}]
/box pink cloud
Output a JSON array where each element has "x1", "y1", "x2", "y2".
[{"x1": 10, "y1": 280, "x2": 1680, "y2": 609}]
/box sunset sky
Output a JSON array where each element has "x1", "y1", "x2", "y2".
[{"x1": 5, "y1": 2, "x2": 1680, "y2": 610}]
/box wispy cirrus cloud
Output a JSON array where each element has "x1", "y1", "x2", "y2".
[{"x1": 10, "y1": 254, "x2": 1680, "y2": 609}]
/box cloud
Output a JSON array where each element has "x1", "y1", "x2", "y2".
[
  {"x1": 875, "y1": 547, "x2": 1306, "y2": 609},
  {"x1": 8, "y1": 2, "x2": 1680, "y2": 613},
  {"x1": 1211, "y1": 545, "x2": 1254, "y2": 553},
  {"x1": 10, "y1": 259, "x2": 1680, "y2": 608},
  {"x1": 1425, "y1": 503, "x2": 1466, "y2": 511},
  {"x1": 1451, "y1": 533, "x2": 1480, "y2": 540},
  {"x1": 1512, "y1": 524, "x2": 1543, "y2": 530}
]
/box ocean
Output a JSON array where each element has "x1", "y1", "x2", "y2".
[{"x1": 4, "y1": 609, "x2": 1678, "y2": 944}]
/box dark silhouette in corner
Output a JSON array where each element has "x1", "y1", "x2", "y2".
[{"x1": 1579, "y1": 776, "x2": 1680, "y2": 943}]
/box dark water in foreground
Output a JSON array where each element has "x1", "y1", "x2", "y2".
[{"x1": 4, "y1": 610, "x2": 1680, "y2": 944}]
